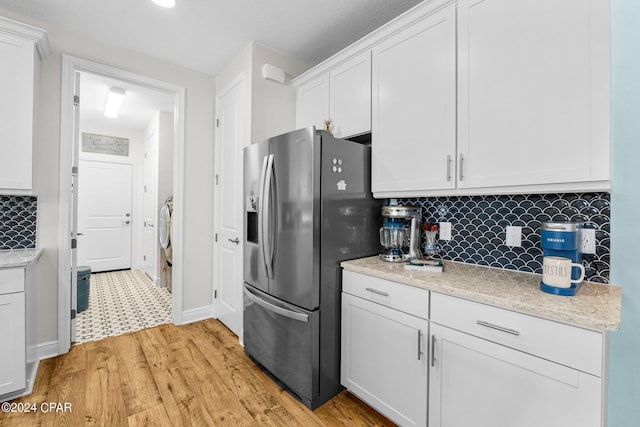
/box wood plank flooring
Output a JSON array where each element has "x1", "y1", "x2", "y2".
[{"x1": 0, "y1": 319, "x2": 395, "y2": 426}]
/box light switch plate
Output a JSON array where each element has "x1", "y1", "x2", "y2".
[
  {"x1": 439, "y1": 222, "x2": 452, "y2": 241},
  {"x1": 505, "y1": 226, "x2": 522, "y2": 247}
]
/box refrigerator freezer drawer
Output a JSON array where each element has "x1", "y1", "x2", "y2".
[{"x1": 243, "y1": 284, "x2": 320, "y2": 405}]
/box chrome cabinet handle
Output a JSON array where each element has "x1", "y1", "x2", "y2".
[
  {"x1": 431, "y1": 335, "x2": 436, "y2": 367},
  {"x1": 459, "y1": 153, "x2": 465, "y2": 181},
  {"x1": 365, "y1": 287, "x2": 389, "y2": 297},
  {"x1": 446, "y1": 155, "x2": 452, "y2": 182},
  {"x1": 418, "y1": 330, "x2": 423, "y2": 360},
  {"x1": 228, "y1": 237, "x2": 239, "y2": 244},
  {"x1": 476, "y1": 320, "x2": 520, "y2": 336}
]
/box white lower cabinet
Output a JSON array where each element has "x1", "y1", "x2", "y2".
[
  {"x1": 0, "y1": 291, "x2": 26, "y2": 396},
  {"x1": 429, "y1": 292, "x2": 604, "y2": 427},
  {"x1": 0, "y1": 265, "x2": 38, "y2": 401},
  {"x1": 341, "y1": 272, "x2": 607, "y2": 427},
  {"x1": 341, "y1": 271, "x2": 429, "y2": 427}
]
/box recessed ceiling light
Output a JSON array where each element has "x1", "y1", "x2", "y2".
[
  {"x1": 152, "y1": 0, "x2": 176, "y2": 8},
  {"x1": 104, "y1": 87, "x2": 126, "y2": 118}
]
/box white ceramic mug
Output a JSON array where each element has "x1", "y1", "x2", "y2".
[{"x1": 542, "y1": 256, "x2": 586, "y2": 288}]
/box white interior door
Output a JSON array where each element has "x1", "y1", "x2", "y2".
[
  {"x1": 143, "y1": 129, "x2": 158, "y2": 283},
  {"x1": 77, "y1": 160, "x2": 133, "y2": 272},
  {"x1": 213, "y1": 74, "x2": 245, "y2": 338}
]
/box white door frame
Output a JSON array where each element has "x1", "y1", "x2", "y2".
[{"x1": 58, "y1": 54, "x2": 186, "y2": 355}]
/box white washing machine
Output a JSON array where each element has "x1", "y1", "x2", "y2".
[{"x1": 159, "y1": 196, "x2": 173, "y2": 292}]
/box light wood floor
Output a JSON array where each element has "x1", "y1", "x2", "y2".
[{"x1": 1, "y1": 318, "x2": 395, "y2": 426}]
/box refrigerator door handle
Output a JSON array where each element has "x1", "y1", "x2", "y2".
[
  {"x1": 244, "y1": 285, "x2": 309, "y2": 323},
  {"x1": 258, "y1": 155, "x2": 270, "y2": 275},
  {"x1": 263, "y1": 154, "x2": 275, "y2": 278}
]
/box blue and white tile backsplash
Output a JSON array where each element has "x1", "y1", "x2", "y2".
[
  {"x1": 0, "y1": 196, "x2": 37, "y2": 250},
  {"x1": 398, "y1": 192, "x2": 611, "y2": 283}
]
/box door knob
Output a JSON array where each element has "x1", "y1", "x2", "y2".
[
  {"x1": 123, "y1": 220, "x2": 130, "y2": 225},
  {"x1": 228, "y1": 237, "x2": 240, "y2": 244}
]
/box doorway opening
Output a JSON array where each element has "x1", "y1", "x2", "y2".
[
  {"x1": 58, "y1": 55, "x2": 186, "y2": 354},
  {"x1": 73, "y1": 70, "x2": 175, "y2": 343}
]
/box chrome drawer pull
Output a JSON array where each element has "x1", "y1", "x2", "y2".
[
  {"x1": 417, "y1": 330, "x2": 423, "y2": 360},
  {"x1": 365, "y1": 287, "x2": 389, "y2": 297},
  {"x1": 431, "y1": 335, "x2": 436, "y2": 367},
  {"x1": 476, "y1": 320, "x2": 520, "y2": 336}
]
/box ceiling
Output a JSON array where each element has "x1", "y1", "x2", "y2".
[
  {"x1": 0, "y1": 0, "x2": 422, "y2": 132},
  {"x1": 79, "y1": 72, "x2": 175, "y2": 132},
  {"x1": 0, "y1": 0, "x2": 423, "y2": 76}
]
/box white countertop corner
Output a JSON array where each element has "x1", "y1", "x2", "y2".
[{"x1": 0, "y1": 248, "x2": 44, "y2": 269}]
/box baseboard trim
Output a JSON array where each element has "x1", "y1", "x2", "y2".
[
  {"x1": 180, "y1": 305, "x2": 213, "y2": 325},
  {"x1": 38, "y1": 340, "x2": 59, "y2": 360}
]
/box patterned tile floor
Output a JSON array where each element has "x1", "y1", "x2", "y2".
[{"x1": 75, "y1": 269, "x2": 172, "y2": 344}]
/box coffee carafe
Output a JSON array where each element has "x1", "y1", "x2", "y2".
[{"x1": 379, "y1": 205, "x2": 422, "y2": 262}]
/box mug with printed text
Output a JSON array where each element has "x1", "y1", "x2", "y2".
[{"x1": 542, "y1": 256, "x2": 585, "y2": 288}]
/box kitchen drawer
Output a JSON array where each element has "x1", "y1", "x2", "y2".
[
  {"x1": 431, "y1": 292, "x2": 603, "y2": 376},
  {"x1": 342, "y1": 270, "x2": 429, "y2": 319},
  {"x1": 0, "y1": 268, "x2": 24, "y2": 294}
]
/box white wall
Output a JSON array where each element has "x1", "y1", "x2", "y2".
[
  {"x1": 216, "y1": 43, "x2": 253, "y2": 147},
  {"x1": 215, "y1": 42, "x2": 309, "y2": 144},
  {"x1": 0, "y1": 8, "x2": 216, "y2": 345},
  {"x1": 250, "y1": 43, "x2": 309, "y2": 143}
]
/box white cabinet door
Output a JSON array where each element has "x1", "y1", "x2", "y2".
[
  {"x1": 296, "y1": 74, "x2": 329, "y2": 131},
  {"x1": 0, "y1": 33, "x2": 35, "y2": 191},
  {"x1": 341, "y1": 292, "x2": 428, "y2": 427},
  {"x1": 429, "y1": 324, "x2": 602, "y2": 427},
  {"x1": 0, "y1": 292, "x2": 26, "y2": 396},
  {"x1": 457, "y1": 0, "x2": 610, "y2": 189},
  {"x1": 330, "y1": 51, "x2": 371, "y2": 138},
  {"x1": 372, "y1": 5, "x2": 456, "y2": 195}
]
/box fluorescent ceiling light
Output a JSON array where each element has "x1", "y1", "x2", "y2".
[
  {"x1": 152, "y1": 0, "x2": 176, "y2": 8},
  {"x1": 104, "y1": 87, "x2": 125, "y2": 118}
]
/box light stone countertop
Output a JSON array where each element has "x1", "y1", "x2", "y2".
[
  {"x1": 341, "y1": 256, "x2": 622, "y2": 331},
  {"x1": 0, "y1": 248, "x2": 43, "y2": 269}
]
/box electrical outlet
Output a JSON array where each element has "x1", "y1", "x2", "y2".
[
  {"x1": 439, "y1": 222, "x2": 452, "y2": 241},
  {"x1": 581, "y1": 228, "x2": 596, "y2": 254},
  {"x1": 505, "y1": 226, "x2": 522, "y2": 247}
]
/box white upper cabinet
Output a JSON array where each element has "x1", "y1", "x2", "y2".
[
  {"x1": 295, "y1": 51, "x2": 372, "y2": 139},
  {"x1": 296, "y1": 73, "x2": 330, "y2": 132},
  {"x1": 456, "y1": 0, "x2": 610, "y2": 192},
  {"x1": 330, "y1": 51, "x2": 371, "y2": 139},
  {"x1": 371, "y1": 5, "x2": 456, "y2": 195},
  {"x1": 295, "y1": 0, "x2": 610, "y2": 197},
  {"x1": 0, "y1": 17, "x2": 50, "y2": 194}
]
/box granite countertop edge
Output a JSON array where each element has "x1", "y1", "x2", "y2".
[
  {"x1": 341, "y1": 256, "x2": 621, "y2": 332},
  {"x1": 0, "y1": 248, "x2": 44, "y2": 269}
]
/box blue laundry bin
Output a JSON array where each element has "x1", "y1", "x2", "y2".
[{"x1": 77, "y1": 266, "x2": 91, "y2": 313}]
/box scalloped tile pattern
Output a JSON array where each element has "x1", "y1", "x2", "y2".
[
  {"x1": 398, "y1": 193, "x2": 610, "y2": 283},
  {"x1": 0, "y1": 195, "x2": 37, "y2": 250}
]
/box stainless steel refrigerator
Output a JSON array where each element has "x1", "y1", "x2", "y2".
[{"x1": 243, "y1": 127, "x2": 382, "y2": 409}]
